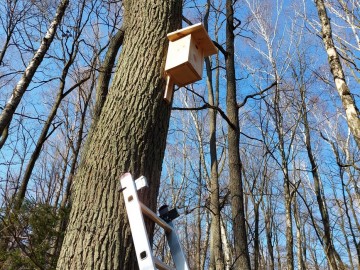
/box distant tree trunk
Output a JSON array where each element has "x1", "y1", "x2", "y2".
[
  {"x1": 56, "y1": 1, "x2": 182, "y2": 269},
  {"x1": 324, "y1": 135, "x2": 360, "y2": 267},
  {"x1": 13, "y1": 65, "x2": 88, "y2": 212},
  {"x1": 0, "y1": 0, "x2": 69, "y2": 145},
  {"x1": 300, "y1": 83, "x2": 345, "y2": 270},
  {"x1": 196, "y1": 147, "x2": 203, "y2": 270},
  {"x1": 220, "y1": 216, "x2": 232, "y2": 270},
  {"x1": 315, "y1": 0, "x2": 360, "y2": 149},
  {"x1": 273, "y1": 84, "x2": 295, "y2": 270},
  {"x1": 283, "y1": 166, "x2": 294, "y2": 270},
  {"x1": 202, "y1": 212, "x2": 211, "y2": 270},
  {"x1": 253, "y1": 202, "x2": 260, "y2": 270},
  {"x1": 335, "y1": 198, "x2": 355, "y2": 269},
  {"x1": 60, "y1": 27, "x2": 125, "y2": 214},
  {"x1": 205, "y1": 1, "x2": 224, "y2": 269},
  {"x1": 263, "y1": 203, "x2": 275, "y2": 270},
  {"x1": 53, "y1": 139, "x2": 71, "y2": 209},
  {"x1": 196, "y1": 180, "x2": 202, "y2": 270},
  {"x1": 311, "y1": 246, "x2": 322, "y2": 270},
  {"x1": 207, "y1": 60, "x2": 224, "y2": 270},
  {"x1": 271, "y1": 63, "x2": 294, "y2": 270},
  {"x1": 294, "y1": 198, "x2": 306, "y2": 270},
  {"x1": 273, "y1": 220, "x2": 282, "y2": 270},
  {"x1": 225, "y1": 1, "x2": 251, "y2": 269}
]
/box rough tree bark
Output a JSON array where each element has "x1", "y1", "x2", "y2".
[
  {"x1": 52, "y1": 78, "x2": 94, "y2": 259},
  {"x1": 225, "y1": 1, "x2": 251, "y2": 269},
  {"x1": 0, "y1": 0, "x2": 69, "y2": 146},
  {"x1": 54, "y1": 30, "x2": 125, "y2": 253},
  {"x1": 58, "y1": 28, "x2": 125, "y2": 215},
  {"x1": 93, "y1": 27, "x2": 125, "y2": 123},
  {"x1": 56, "y1": 1, "x2": 182, "y2": 269},
  {"x1": 315, "y1": 0, "x2": 360, "y2": 149}
]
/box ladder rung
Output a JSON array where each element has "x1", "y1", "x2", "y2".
[
  {"x1": 153, "y1": 257, "x2": 175, "y2": 270},
  {"x1": 139, "y1": 202, "x2": 173, "y2": 233}
]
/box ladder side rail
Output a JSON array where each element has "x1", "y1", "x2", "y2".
[
  {"x1": 153, "y1": 257, "x2": 176, "y2": 270},
  {"x1": 165, "y1": 220, "x2": 190, "y2": 270},
  {"x1": 121, "y1": 173, "x2": 157, "y2": 270}
]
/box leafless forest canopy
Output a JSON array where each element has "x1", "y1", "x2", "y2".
[{"x1": 0, "y1": 0, "x2": 359, "y2": 269}]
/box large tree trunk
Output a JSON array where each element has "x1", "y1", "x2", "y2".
[
  {"x1": 56, "y1": 1, "x2": 182, "y2": 269},
  {"x1": 225, "y1": 1, "x2": 251, "y2": 269},
  {"x1": 314, "y1": 0, "x2": 360, "y2": 149}
]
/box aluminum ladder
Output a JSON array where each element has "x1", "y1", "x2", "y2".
[{"x1": 120, "y1": 173, "x2": 190, "y2": 270}]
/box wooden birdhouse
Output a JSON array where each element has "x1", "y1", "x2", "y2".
[{"x1": 164, "y1": 23, "x2": 218, "y2": 103}]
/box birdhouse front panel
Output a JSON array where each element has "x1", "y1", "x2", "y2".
[
  {"x1": 165, "y1": 34, "x2": 191, "y2": 73},
  {"x1": 165, "y1": 34, "x2": 204, "y2": 86}
]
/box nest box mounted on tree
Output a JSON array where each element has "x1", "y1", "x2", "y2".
[{"x1": 164, "y1": 23, "x2": 218, "y2": 103}]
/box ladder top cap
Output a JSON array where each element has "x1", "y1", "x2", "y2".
[
  {"x1": 167, "y1": 23, "x2": 218, "y2": 57},
  {"x1": 120, "y1": 172, "x2": 131, "y2": 179}
]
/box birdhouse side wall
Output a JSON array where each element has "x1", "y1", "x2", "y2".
[{"x1": 188, "y1": 34, "x2": 204, "y2": 79}]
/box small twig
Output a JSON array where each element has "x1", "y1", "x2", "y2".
[
  {"x1": 182, "y1": 15, "x2": 193, "y2": 26},
  {"x1": 233, "y1": 17, "x2": 241, "y2": 30},
  {"x1": 0, "y1": 106, "x2": 47, "y2": 123},
  {"x1": 212, "y1": 40, "x2": 227, "y2": 57},
  {"x1": 62, "y1": 75, "x2": 91, "y2": 97}
]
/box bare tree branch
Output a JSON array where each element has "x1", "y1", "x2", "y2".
[{"x1": 237, "y1": 82, "x2": 277, "y2": 108}]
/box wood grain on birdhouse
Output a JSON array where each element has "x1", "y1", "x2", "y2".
[{"x1": 165, "y1": 34, "x2": 203, "y2": 86}]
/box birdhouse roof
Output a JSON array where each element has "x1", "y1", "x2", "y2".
[{"x1": 167, "y1": 23, "x2": 218, "y2": 57}]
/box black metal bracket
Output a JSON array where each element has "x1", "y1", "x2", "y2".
[{"x1": 159, "y1": 204, "x2": 179, "y2": 222}]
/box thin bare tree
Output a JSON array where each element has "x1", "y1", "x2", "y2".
[
  {"x1": 0, "y1": 0, "x2": 69, "y2": 146},
  {"x1": 314, "y1": 0, "x2": 360, "y2": 149}
]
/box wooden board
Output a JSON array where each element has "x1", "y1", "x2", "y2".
[
  {"x1": 165, "y1": 34, "x2": 191, "y2": 72},
  {"x1": 166, "y1": 62, "x2": 201, "y2": 86},
  {"x1": 167, "y1": 23, "x2": 218, "y2": 57}
]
